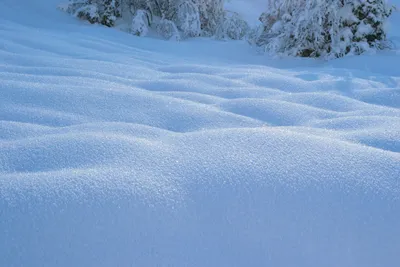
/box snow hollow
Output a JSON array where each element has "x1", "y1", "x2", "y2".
[{"x1": 0, "y1": 0, "x2": 399, "y2": 266}]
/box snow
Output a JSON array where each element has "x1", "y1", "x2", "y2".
[{"x1": 1, "y1": 0, "x2": 400, "y2": 266}]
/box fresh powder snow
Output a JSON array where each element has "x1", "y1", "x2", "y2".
[{"x1": 0, "y1": 0, "x2": 399, "y2": 266}]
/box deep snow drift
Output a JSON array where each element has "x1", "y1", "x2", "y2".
[{"x1": 0, "y1": 0, "x2": 399, "y2": 266}]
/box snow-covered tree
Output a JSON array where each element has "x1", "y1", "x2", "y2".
[
  {"x1": 66, "y1": 0, "x2": 121, "y2": 26},
  {"x1": 196, "y1": 0, "x2": 224, "y2": 36},
  {"x1": 252, "y1": 0, "x2": 394, "y2": 58},
  {"x1": 100, "y1": 0, "x2": 121, "y2": 26},
  {"x1": 63, "y1": 0, "x2": 240, "y2": 40},
  {"x1": 76, "y1": 3, "x2": 100, "y2": 24},
  {"x1": 174, "y1": 0, "x2": 201, "y2": 37},
  {"x1": 126, "y1": 0, "x2": 170, "y2": 18},
  {"x1": 215, "y1": 11, "x2": 250, "y2": 40},
  {"x1": 157, "y1": 18, "x2": 182, "y2": 40},
  {"x1": 126, "y1": 0, "x2": 225, "y2": 39},
  {"x1": 131, "y1": 9, "x2": 151, "y2": 36}
]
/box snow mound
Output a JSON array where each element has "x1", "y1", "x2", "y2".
[{"x1": 1, "y1": 0, "x2": 399, "y2": 266}]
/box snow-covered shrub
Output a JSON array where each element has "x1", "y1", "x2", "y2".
[
  {"x1": 174, "y1": 0, "x2": 201, "y2": 37},
  {"x1": 63, "y1": 0, "x2": 235, "y2": 39},
  {"x1": 126, "y1": 0, "x2": 165, "y2": 18},
  {"x1": 100, "y1": 0, "x2": 121, "y2": 26},
  {"x1": 215, "y1": 11, "x2": 250, "y2": 40},
  {"x1": 65, "y1": 0, "x2": 121, "y2": 26},
  {"x1": 131, "y1": 9, "x2": 151, "y2": 36},
  {"x1": 76, "y1": 4, "x2": 100, "y2": 24},
  {"x1": 156, "y1": 19, "x2": 181, "y2": 40},
  {"x1": 126, "y1": 0, "x2": 225, "y2": 38},
  {"x1": 149, "y1": 0, "x2": 225, "y2": 37},
  {"x1": 351, "y1": 0, "x2": 393, "y2": 50},
  {"x1": 65, "y1": 0, "x2": 100, "y2": 24},
  {"x1": 197, "y1": 0, "x2": 225, "y2": 36},
  {"x1": 253, "y1": 0, "x2": 394, "y2": 58}
]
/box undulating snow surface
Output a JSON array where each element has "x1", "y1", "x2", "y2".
[{"x1": 1, "y1": 0, "x2": 400, "y2": 266}]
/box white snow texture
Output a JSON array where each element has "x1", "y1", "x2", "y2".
[{"x1": 0, "y1": 0, "x2": 399, "y2": 266}]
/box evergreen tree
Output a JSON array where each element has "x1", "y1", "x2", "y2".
[
  {"x1": 131, "y1": 9, "x2": 151, "y2": 36},
  {"x1": 252, "y1": 0, "x2": 393, "y2": 58},
  {"x1": 66, "y1": 0, "x2": 121, "y2": 27},
  {"x1": 101, "y1": 0, "x2": 121, "y2": 27},
  {"x1": 216, "y1": 11, "x2": 250, "y2": 40},
  {"x1": 174, "y1": 0, "x2": 202, "y2": 37},
  {"x1": 64, "y1": 0, "x2": 249, "y2": 41}
]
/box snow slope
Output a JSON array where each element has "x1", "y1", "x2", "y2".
[{"x1": 1, "y1": 0, "x2": 399, "y2": 266}]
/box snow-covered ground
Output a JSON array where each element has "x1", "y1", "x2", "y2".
[{"x1": 1, "y1": 0, "x2": 399, "y2": 266}]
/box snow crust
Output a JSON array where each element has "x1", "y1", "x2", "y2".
[{"x1": 1, "y1": 0, "x2": 399, "y2": 266}]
